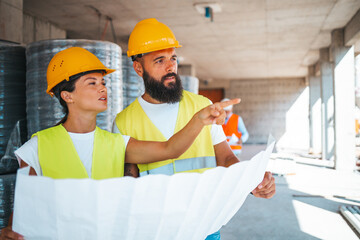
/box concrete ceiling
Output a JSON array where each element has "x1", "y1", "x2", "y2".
[{"x1": 24, "y1": 0, "x2": 360, "y2": 81}]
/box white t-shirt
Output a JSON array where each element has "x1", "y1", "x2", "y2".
[
  {"x1": 112, "y1": 96, "x2": 226, "y2": 145},
  {"x1": 15, "y1": 130, "x2": 130, "y2": 177}
]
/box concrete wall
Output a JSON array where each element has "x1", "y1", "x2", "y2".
[
  {"x1": 226, "y1": 78, "x2": 309, "y2": 151},
  {"x1": 0, "y1": 0, "x2": 23, "y2": 43},
  {"x1": 199, "y1": 78, "x2": 230, "y2": 90},
  {"x1": 23, "y1": 13, "x2": 66, "y2": 44},
  {"x1": 0, "y1": 0, "x2": 66, "y2": 44}
]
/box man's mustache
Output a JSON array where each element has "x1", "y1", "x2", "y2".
[{"x1": 161, "y1": 73, "x2": 177, "y2": 83}]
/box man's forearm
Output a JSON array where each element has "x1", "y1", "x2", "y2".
[
  {"x1": 124, "y1": 163, "x2": 139, "y2": 177},
  {"x1": 224, "y1": 155, "x2": 240, "y2": 167},
  {"x1": 214, "y1": 141, "x2": 240, "y2": 167}
]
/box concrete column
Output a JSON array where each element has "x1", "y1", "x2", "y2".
[
  {"x1": 356, "y1": 53, "x2": 360, "y2": 107},
  {"x1": 319, "y1": 48, "x2": 335, "y2": 161},
  {"x1": 308, "y1": 65, "x2": 322, "y2": 154},
  {"x1": 331, "y1": 29, "x2": 356, "y2": 171},
  {"x1": 344, "y1": 9, "x2": 360, "y2": 47},
  {"x1": 178, "y1": 64, "x2": 196, "y2": 76}
]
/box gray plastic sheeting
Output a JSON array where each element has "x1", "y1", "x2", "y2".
[
  {"x1": 0, "y1": 120, "x2": 27, "y2": 175},
  {"x1": 181, "y1": 75, "x2": 199, "y2": 94}
]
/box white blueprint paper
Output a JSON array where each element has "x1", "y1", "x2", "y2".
[{"x1": 13, "y1": 139, "x2": 275, "y2": 240}]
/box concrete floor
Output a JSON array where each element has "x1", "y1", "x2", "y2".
[{"x1": 220, "y1": 144, "x2": 360, "y2": 240}]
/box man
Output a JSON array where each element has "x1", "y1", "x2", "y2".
[
  {"x1": 221, "y1": 98, "x2": 249, "y2": 156},
  {"x1": 113, "y1": 18, "x2": 275, "y2": 240}
]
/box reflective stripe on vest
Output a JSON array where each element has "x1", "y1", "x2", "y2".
[
  {"x1": 116, "y1": 90, "x2": 216, "y2": 175},
  {"x1": 34, "y1": 125, "x2": 126, "y2": 180},
  {"x1": 228, "y1": 143, "x2": 242, "y2": 150},
  {"x1": 226, "y1": 137, "x2": 242, "y2": 150},
  {"x1": 140, "y1": 156, "x2": 216, "y2": 176}
]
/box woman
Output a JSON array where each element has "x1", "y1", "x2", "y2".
[{"x1": 0, "y1": 47, "x2": 239, "y2": 239}]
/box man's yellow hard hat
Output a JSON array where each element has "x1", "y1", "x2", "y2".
[
  {"x1": 127, "y1": 18, "x2": 182, "y2": 58},
  {"x1": 46, "y1": 47, "x2": 115, "y2": 96}
]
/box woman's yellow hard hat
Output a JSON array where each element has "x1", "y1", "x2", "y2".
[
  {"x1": 127, "y1": 18, "x2": 182, "y2": 58},
  {"x1": 46, "y1": 47, "x2": 115, "y2": 96}
]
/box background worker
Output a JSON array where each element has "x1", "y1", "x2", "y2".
[
  {"x1": 0, "y1": 47, "x2": 238, "y2": 240},
  {"x1": 114, "y1": 18, "x2": 276, "y2": 240},
  {"x1": 221, "y1": 98, "x2": 249, "y2": 156}
]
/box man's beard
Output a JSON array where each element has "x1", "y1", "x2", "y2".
[{"x1": 142, "y1": 69, "x2": 183, "y2": 103}]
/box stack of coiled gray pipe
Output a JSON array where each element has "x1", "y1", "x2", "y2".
[
  {"x1": 26, "y1": 39, "x2": 123, "y2": 136},
  {"x1": 0, "y1": 43, "x2": 27, "y2": 229},
  {"x1": 0, "y1": 45, "x2": 27, "y2": 157},
  {"x1": 122, "y1": 54, "x2": 144, "y2": 108},
  {"x1": 0, "y1": 174, "x2": 16, "y2": 229},
  {"x1": 180, "y1": 75, "x2": 199, "y2": 94}
]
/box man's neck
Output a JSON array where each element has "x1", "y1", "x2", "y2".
[{"x1": 141, "y1": 92, "x2": 164, "y2": 104}]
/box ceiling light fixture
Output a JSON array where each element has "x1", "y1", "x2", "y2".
[{"x1": 194, "y1": 2, "x2": 222, "y2": 22}]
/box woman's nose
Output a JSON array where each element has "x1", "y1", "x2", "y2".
[{"x1": 100, "y1": 84, "x2": 107, "y2": 92}]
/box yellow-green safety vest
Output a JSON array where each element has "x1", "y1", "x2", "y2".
[
  {"x1": 115, "y1": 90, "x2": 216, "y2": 176},
  {"x1": 34, "y1": 124, "x2": 125, "y2": 180}
]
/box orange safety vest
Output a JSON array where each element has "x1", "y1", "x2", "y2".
[{"x1": 222, "y1": 114, "x2": 242, "y2": 150}]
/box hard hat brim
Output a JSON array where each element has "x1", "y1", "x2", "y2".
[
  {"x1": 127, "y1": 44, "x2": 182, "y2": 58},
  {"x1": 46, "y1": 67, "x2": 116, "y2": 97}
]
